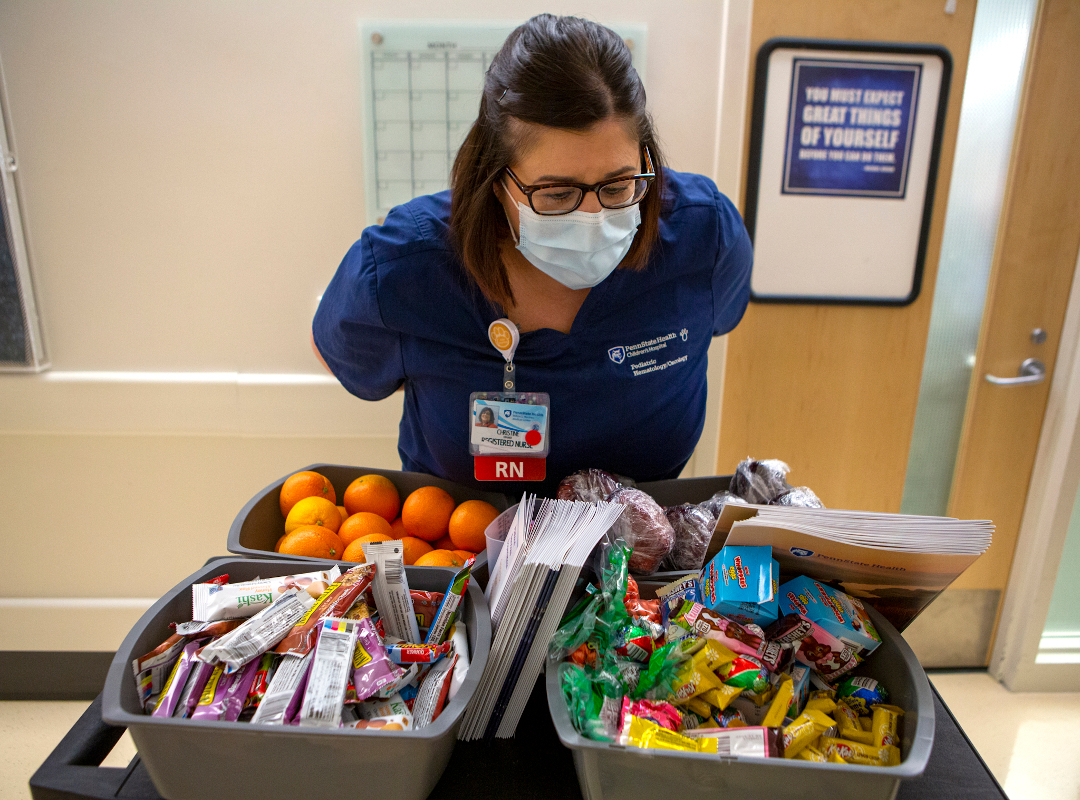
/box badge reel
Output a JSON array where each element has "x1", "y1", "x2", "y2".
[{"x1": 471, "y1": 319, "x2": 550, "y2": 481}]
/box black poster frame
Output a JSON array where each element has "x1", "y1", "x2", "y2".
[{"x1": 744, "y1": 37, "x2": 952, "y2": 306}]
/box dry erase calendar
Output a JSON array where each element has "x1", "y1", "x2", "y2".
[{"x1": 358, "y1": 21, "x2": 647, "y2": 226}]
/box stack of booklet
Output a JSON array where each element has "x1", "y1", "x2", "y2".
[
  {"x1": 458, "y1": 494, "x2": 624, "y2": 741},
  {"x1": 713, "y1": 504, "x2": 994, "y2": 629}
]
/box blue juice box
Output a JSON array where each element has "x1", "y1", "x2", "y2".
[
  {"x1": 777, "y1": 575, "x2": 882, "y2": 656},
  {"x1": 699, "y1": 546, "x2": 779, "y2": 628}
]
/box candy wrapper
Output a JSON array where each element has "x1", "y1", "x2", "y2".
[
  {"x1": 191, "y1": 568, "x2": 340, "y2": 622},
  {"x1": 198, "y1": 582, "x2": 315, "y2": 669},
  {"x1": 560, "y1": 662, "x2": 610, "y2": 741},
  {"x1": 836, "y1": 676, "x2": 890, "y2": 715},
  {"x1": 782, "y1": 708, "x2": 837, "y2": 758},
  {"x1": 656, "y1": 575, "x2": 702, "y2": 628},
  {"x1": 556, "y1": 468, "x2": 622, "y2": 502},
  {"x1": 766, "y1": 614, "x2": 860, "y2": 682},
  {"x1": 151, "y1": 638, "x2": 204, "y2": 718},
  {"x1": 662, "y1": 503, "x2": 716, "y2": 572},
  {"x1": 239, "y1": 652, "x2": 278, "y2": 720},
  {"x1": 606, "y1": 487, "x2": 675, "y2": 575},
  {"x1": 347, "y1": 616, "x2": 404, "y2": 703},
  {"x1": 618, "y1": 715, "x2": 704, "y2": 753},
  {"x1": 410, "y1": 590, "x2": 445, "y2": 632},
  {"x1": 357, "y1": 692, "x2": 414, "y2": 730},
  {"x1": 681, "y1": 725, "x2": 785, "y2": 758},
  {"x1": 299, "y1": 618, "x2": 360, "y2": 728},
  {"x1": 669, "y1": 601, "x2": 783, "y2": 672},
  {"x1": 132, "y1": 634, "x2": 186, "y2": 711},
  {"x1": 424, "y1": 561, "x2": 472, "y2": 646},
  {"x1": 412, "y1": 651, "x2": 457, "y2": 729},
  {"x1": 384, "y1": 640, "x2": 453, "y2": 665},
  {"x1": 618, "y1": 696, "x2": 682, "y2": 733},
  {"x1": 170, "y1": 619, "x2": 243, "y2": 638},
  {"x1": 198, "y1": 588, "x2": 315, "y2": 672},
  {"x1": 447, "y1": 621, "x2": 470, "y2": 700},
  {"x1": 366, "y1": 541, "x2": 422, "y2": 643},
  {"x1": 190, "y1": 664, "x2": 238, "y2": 721},
  {"x1": 249, "y1": 651, "x2": 313, "y2": 725},
  {"x1": 274, "y1": 565, "x2": 375, "y2": 658}
]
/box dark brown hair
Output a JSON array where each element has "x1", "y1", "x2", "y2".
[{"x1": 449, "y1": 14, "x2": 665, "y2": 309}]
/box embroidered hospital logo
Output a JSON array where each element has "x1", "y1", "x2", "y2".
[
  {"x1": 608, "y1": 346, "x2": 626, "y2": 364},
  {"x1": 680, "y1": 328, "x2": 688, "y2": 342}
]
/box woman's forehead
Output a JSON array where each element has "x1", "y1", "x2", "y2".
[{"x1": 509, "y1": 117, "x2": 640, "y2": 183}]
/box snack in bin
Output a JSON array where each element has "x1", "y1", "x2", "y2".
[
  {"x1": 551, "y1": 540, "x2": 903, "y2": 766},
  {"x1": 606, "y1": 487, "x2": 676, "y2": 575},
  {"x1": 131, "y1": 563, "x2": 472, "y2": 733}
]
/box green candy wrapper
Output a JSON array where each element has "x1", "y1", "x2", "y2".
[{"x1": 560, "y1": 662, "x2": 611, "y2": 741}]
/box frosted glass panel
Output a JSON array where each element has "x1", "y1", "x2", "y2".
[
  {"x1": 900, "y1": 0, "x2": 1037, "y2": 515},
  {"x1": 1044, "y1": 480, "x2": 1080, "y2": 637}
]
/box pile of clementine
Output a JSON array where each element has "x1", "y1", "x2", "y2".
[{"x1": 273, "y1": 470, "x2": 500, "y2": 567}]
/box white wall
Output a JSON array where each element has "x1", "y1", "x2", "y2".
[{"x1": 0, "y1": 0, "x2": 749, "y2": 650}]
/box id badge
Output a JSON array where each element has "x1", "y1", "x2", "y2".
[
  {"x1": 473, "y1": 318, "x2": 549, "y2": 481},
  {"x1": 470, "y1": 392, "x2": 549, "y2": 481}
]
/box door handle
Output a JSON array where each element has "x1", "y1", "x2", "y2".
[{"x1": 985, "y1": 358, "x2": 1046, "y2": 385}]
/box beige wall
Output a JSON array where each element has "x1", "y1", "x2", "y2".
[{"x1": 0, "y1": 1, "x2": 749, "y2": 650}]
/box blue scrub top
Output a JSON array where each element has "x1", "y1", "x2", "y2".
[{"x1": 313, "y1": 169, "x2": 752, "y2": 498}]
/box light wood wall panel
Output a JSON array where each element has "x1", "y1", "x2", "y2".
[{"x1": 719, "y1": 0, "x2": 977, "y2": 512}]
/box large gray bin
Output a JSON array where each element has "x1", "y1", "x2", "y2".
[
  {"x1": 226, "y1": 463, "x2": 508, "y2": 574},
  {"x1": 545, "y1": 600, "x2": 934, "y2": 800},
  {"x1": 102, "y1": 557, "x2": 490, "y2": 800}
]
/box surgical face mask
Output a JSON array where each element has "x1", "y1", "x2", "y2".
[{"x1": 505, "y1": 196, "x2": 641, "y2": 290}]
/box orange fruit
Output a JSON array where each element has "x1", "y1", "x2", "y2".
[
  {"x1": 338, "y1": 512, "x2": 393, "y2": 546},
  {"x1": 344, "y1": 474, "x2": 401, "y2": 522},
  {"x1": 432, "y1": 535, "x2": 455, "y2": 551},
  {"x1": 282, "y1": 496, "x2": 341, "y2": 533},
  {"x1": 388, "y1": 517, "x2": 406, "y2": 539},
  {"x1": 279, "y1": 471, "x2": 336, "y2": 517},
  {"x1": 337, "y1": 505, "x2": 349, "y2": 522},
  {"x1": 414, "y1": 549, "x2": 464, "y2": 568},
  {"x1": 285, "y1": 496, "x2": 342, "y2": 534},
  {"x1": 401, "y1": 486, "x2": 456, "y2": 542},
  {"x1": 278, "y1": 524, "x2": 345, "y2": 559},
  {"x1": 399, "y1": 536, "x2": 433, "y2": 566},
  {"x1": 453, "y1": 550, "x2": 477, "y2": 563},
  {"x1": 274, "y1": 534, "x2": 286, "y2": 553},
  {"x1": 448, "y1": 499, "x2": 499, "y2": 552},
  {"x1": 341, "y1": 533, "x2": 392, "y2": 563}
]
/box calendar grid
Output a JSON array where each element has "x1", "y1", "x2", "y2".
[{"x1": 360, "y1": 22, "x2": 645, "y2": 224}]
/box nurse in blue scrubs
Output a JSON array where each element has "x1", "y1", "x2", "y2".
[{"x1": 313, "y1": 14, "x2": 753, "y2": 497}]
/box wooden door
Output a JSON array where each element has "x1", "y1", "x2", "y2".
[
  {"x1": 719, "y1": 0, "x2": 1080, "y2": 666},
  {"x1": 944, "y1": 0, "x2": 1080, "y2": 663}
]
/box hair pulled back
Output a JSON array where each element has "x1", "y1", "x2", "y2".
[{"x1": 449, "y1": 14, "x2": 665, "y2": 309}]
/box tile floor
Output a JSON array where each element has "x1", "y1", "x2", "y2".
[{"x1": 2, "y1": 671, "x2": 1078, "y2": 800}]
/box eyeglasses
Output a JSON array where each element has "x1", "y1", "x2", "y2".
[{"x1": 504, "y1": 147, "x2": 655, "y2": 216}]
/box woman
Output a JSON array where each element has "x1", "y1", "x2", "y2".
[{"x1": 313, "y1": 14, "x2": 752, "y2": 497}]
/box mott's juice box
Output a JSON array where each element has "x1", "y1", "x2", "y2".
[
  {"x1": 699, "y1": 547, "x2": 779, "y2": 627},
  {"x1": 777, "y1": 575, "x2": 882, "y2": 655}
]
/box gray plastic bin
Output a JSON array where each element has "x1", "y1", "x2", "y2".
[
  {"x1": 226, "y1": 464, "x2": 508, "y2": 574},
  {"x1": 102, "y1": 558, "x2": 490, "y2": 800},
  {"x1": 545, "y1": 600, "x2": 934, "y2": 800}
]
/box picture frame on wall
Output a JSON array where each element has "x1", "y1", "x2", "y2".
[{"x1": 744, "y1": 38, "x2": 952, "y2": 305}]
